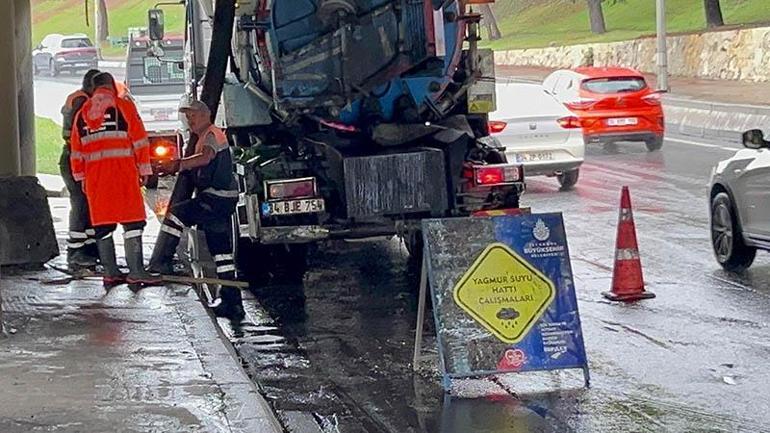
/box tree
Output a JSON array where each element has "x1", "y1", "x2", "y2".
[
  {"x1": 587, "y1": 0, "x2": 607, "y2": 34},
  {"x1": 704, "y1": 0, "x2": 724, "y2": 28},
  {"x1": 95, "y1": 0, "x2": 109, "y2": 57},
  {"x1": 479, "y1": 4, "x2": 502, "y2": 41}
]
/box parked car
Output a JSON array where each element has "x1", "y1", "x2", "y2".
[
  {"x1": 489, "y1": 82, "x2": 585, "y2": 190},
  {"x1": 543, "y1": 67, "x2": 665, "y2": 152},
  {"x1": 709, "y1": 129, "x2": 770, "y2": 271},
  {"x1": 32, "y1": 34, "x2": 98, "y2": 77}
]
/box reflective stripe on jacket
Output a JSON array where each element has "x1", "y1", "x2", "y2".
[
  {"x1": 70, "y1": 88, "x2": 152, "y2": 226},
  {"x1": 194, "y1": 124, "x2": 238, "y2": 199}
]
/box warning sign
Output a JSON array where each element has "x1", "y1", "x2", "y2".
[
  {"x1": 420, "y1": 213, "x2": 589, "y2": 389},
  {"x1": 453, "y1": 243, "x2": 556, "y2": 344}
]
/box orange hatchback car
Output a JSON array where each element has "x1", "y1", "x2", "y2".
[{"x1": 543, "y1": 67, "x2": 665, "y2": 151}]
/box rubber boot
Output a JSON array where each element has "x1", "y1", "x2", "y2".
[
  {"x1": 147, "y1": 230, "x2": 179, "y2": 276},
  {"x1": 212, "y1": 286, "x2": 245, "y2": 323},
  {"x1": 67, "y1": 248, "x2": 98, "y2": 275},
  {"x1": 96, "y1": 236, "x2": 126, "y2": 289},
  {"x1": 125, "y1": 236, "x2": 163, "y2": 288}
]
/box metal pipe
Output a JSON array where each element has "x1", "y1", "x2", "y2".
[{"x1": 656, "y1": 0, "x2": 669, "y2": 92}]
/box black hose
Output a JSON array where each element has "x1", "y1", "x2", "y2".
[{"x1": 200, "y1": 0, "x2": 237, "y2": 121}]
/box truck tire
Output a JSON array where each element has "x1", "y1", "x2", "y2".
[
  {"x1": 145, "y1": 175, "x2": 159, "y2": 189},
  {"x1": 237, "y1": 239, "x2": 309, "y2": 286}
]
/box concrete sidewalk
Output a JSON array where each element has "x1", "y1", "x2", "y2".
[
  {"x1": 0, "y1": 270, "x2": 283, "y2": 433},
  {"x1": 0, "y1": 199, "x2": 283, "y2": 433}
]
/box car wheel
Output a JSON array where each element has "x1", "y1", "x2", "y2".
[
  {"x1": 49, "y1": 60, "x2": 59, "y2": 77},
  {"x1": 557, "y1": 169, "x2": 580, "y2": 190},
  {"x1": 645, "y1": 136, "x2": 664, "y2": 152},
  {"x1": 711, "y1": 192, "x2": 756, "y2": 272}
]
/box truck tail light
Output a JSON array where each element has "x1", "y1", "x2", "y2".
[
  {"x1": 265, "y1": 178, "x2": 317, "y2": 200},
  {"x1": 464, "y1": 164, "x2": 522, "y2": 186},
  {"x1": 488, "y1": 121, "x2": 507, "y2": 134},
  {"x1": 557, "y1": 116, "x2": 582, "y2": 129},
  {"x1": 150, "y1": 138, "x2": 177, "y2": 160}
]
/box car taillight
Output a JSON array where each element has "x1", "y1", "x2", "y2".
[
  {"x1": 642, "y1": 92, "x2": 662, "y2": 106},
  {"x1": 557, "y1": 116, "x2": 582, "y2": 129},
  {"x1": 565, "y1": 99, "x2": 597, "y2": 111},
  {"x1": 465, "y1": 164, "x2": 522, "y2": 186},
  {"x1": 488, "y1": 121, "x2": 507, "y2": 134},
  {"x1": 266, "y1": 178, "x2": 317, "y2": 200}
]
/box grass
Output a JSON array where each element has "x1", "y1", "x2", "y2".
[
  {"x1": 36, "y1": 116, "x2": 62, "y2": 175},
  {"x1": 32, "y1": 0, "x2": 184, "y2": 59},
  {"x1": 485, "y1": 0, "x2": 770, "y2": 51}
]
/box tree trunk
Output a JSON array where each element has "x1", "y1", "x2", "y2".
[
  {"x1": 95, "y1": 0, "x2": 109, "y2": 58},
  {"x1": 704, "y1": 0, "x2": 724, "y2": 28},
  {"x1": 479, "y1": 4, "x2": 502, "y2": 41},
  {"x1": 587, "y1": 0, "x2": 606, "y2": 35}
]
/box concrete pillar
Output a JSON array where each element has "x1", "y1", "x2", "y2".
[
  {"x1": 15, "y1": 0, "x2": 36, "y2": 176},
  {"x1": 0, "y1": 0, "x2": 21, "y2": 177}
]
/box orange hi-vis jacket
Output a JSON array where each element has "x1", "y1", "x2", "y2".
[{"x1": 70, "y1": 88, "x2": 153, "y2": 226}]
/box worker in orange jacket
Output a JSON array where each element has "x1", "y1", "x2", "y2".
[
  {"x1": 70, "y1": 72, "x2": 161, "y2": 289},
  {"x1": 60, "y1": 69, "x2": 101, "y2": 271}
]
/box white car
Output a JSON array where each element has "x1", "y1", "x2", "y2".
[
  {"x1": 491, "y1": 82, "x2": 586, "y2": 189},
  {"x1": 709, "y1": 129, "x2": 770, "y2": 271}
]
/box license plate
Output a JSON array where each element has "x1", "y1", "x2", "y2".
[
  {"x1": 514, "y1": 151, "x2": 554, "y2": 163},
  {"x1": 263, "y1": 198, "x2": 325, "y2": 216},
  {"x1": 607, "y1": 117, "x2": 638, "y2": 126}
]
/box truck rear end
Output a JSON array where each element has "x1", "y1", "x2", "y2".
[{"x1": 148, "y1": 0, "x2": 524, "y2": 276}]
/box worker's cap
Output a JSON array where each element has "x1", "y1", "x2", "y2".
[{"x1": 179, "y1": 99, "x2": 210, "y2": 113}]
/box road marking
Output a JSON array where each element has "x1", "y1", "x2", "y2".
[{"x1": 666, "y1": 137, "x2": 737, "y2": 152}]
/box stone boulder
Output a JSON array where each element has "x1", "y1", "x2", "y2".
[{"x1": 0, "y1": 176, "x2": 58, "y2": 266}]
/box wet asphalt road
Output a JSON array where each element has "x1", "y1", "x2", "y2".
[
  {"x1": 222, "y1": 135, "x2": 770, "y2": 433},
  {"x1": 37, "y1": 75, "x2": 770, "y2": 431}
]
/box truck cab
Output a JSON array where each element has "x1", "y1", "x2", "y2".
[{"x1": 124, "y1": 32, "x2": 185, "y2": 187}]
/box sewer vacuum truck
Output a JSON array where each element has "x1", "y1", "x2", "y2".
[{"x1": 147, "y1": 0, "x2": 524, "y2": 281}]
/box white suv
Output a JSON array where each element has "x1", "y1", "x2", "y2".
[
  {"x1": 709, "y1": 129, "x2": 770, "y2": 271},
  {"x1": 32, "y1": 34, "x2": 98, "y2": 77}
]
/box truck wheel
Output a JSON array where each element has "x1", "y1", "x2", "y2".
[
  {"x1": 557, "y1": 169, "x2": 580, "y2": 190},
  {"x1": 145, "y1": 175, "x2": 159, "y2": 189},
  {"x1": 405, "y1": 230, "x2": 424, "y2": 266},
  {"x1": 237, "y1": 239, "x2": 309, "y2": 286},
  {"x1": 268, "y1": 244, "x2": 309, "y2": 285},
  {"x1": 711, "y1": 192, "x2": 756, "y2": 272}
]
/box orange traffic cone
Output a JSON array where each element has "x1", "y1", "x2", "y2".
[{"x1": 603, "y1": 186, "x2": 656, "y2": 302}]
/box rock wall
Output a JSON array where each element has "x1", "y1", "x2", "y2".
[{"x1": 495, "y1": 27, "x2": 770, "y2": 82}]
